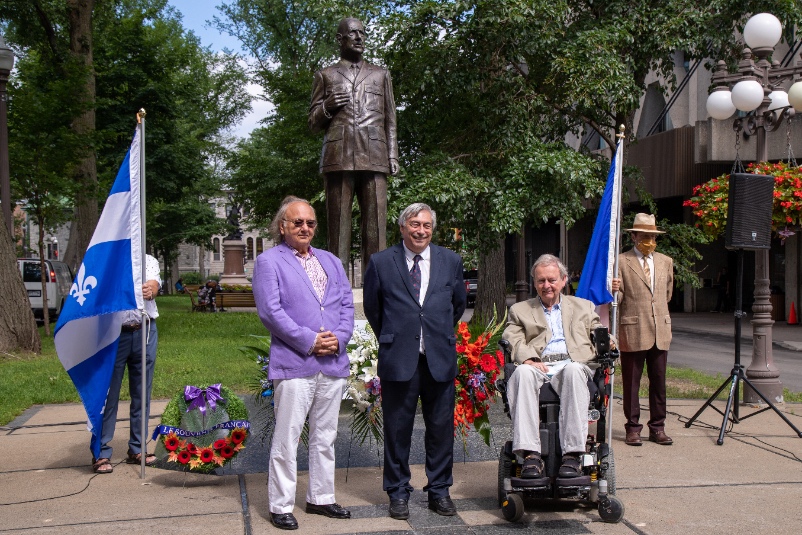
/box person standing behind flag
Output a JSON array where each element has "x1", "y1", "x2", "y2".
[
  {"x1": 611, "y1": 213, "x2": 674, "y2": 447},
  {"x1": 253, "y1": 196, "x2": 354, "y2": 531},
  {"x1": 92, "y1": 254, "x2": 161, "y2": 474}
]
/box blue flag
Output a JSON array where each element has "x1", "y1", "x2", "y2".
[
  {"x1": 576, "y1": 140, "x2": 623, "y2": 306},
  {"x1": 55, "y1": 129, "x2": 144, "y2": 459}
]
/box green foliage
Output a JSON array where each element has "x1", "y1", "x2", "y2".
[{"x1": 2, "y1": 0, "x2": 252, "y2": 271}]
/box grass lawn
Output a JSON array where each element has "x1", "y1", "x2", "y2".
[
  {"x1": 2, "y1": 296, "x2": 799, "y2": 426},
  {"x1": 0, "y1": 295, "x2": 266, "y2": 425}
]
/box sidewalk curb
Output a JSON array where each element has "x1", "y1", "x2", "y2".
[{"x1": 672, "y1": 326, "x2": 802, "y2": 352}]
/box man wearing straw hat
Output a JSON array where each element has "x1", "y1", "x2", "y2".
[{"x1": 611, "y1": 213, "x2": 674, "y2": 446}]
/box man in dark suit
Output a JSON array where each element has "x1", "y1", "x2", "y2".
[
  {"x1": 363, "y1": 203, "x2": 467, "y2": 520},
  {"x1": 309, "y1": 17, "x2": 398, "y2": 274}
]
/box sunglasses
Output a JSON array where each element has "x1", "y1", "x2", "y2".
[{"x1": 284, "y1": 219, "x2": 317, "y2": 229}]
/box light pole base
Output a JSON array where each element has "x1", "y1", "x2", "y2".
[{"x1": 743, "y1": 380, "x2": 784, "y2": 405}]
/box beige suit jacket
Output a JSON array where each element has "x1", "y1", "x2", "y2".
[
  {"x1": 503, "y1": 294, "x2": 605, "y2": 365},
  {"x1": 616, "y1": 249, "x2": 673, "y2": 352}
]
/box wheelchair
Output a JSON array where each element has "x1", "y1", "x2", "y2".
[{"x1": 495, "y1": 327, "x2": 625, "y2": 523}]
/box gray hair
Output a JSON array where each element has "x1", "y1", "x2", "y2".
[
  {"x1": 398, "y1": 202, "x2": 437, "y2": 230},
  {"x1": 530, "y1": 254, "x2": 568, "y2": 279},
  {"x1": 269, "y1": 196, "x2": 314, "y2": 243}
]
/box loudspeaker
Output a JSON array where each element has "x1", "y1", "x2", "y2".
[{"x1": 725, "y1": 173, "x2": 774, "y2": 250}]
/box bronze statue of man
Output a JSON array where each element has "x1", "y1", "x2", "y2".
[{"x1": 309, "y1": 17, "x2": 398, "y2": 274}]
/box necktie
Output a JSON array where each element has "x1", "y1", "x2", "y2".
[
  {"x1": 410, "y1": 254, "x2": 422, "y2": 301},
  {"x1": 642, "y1": 257, "x2": 651, "y2": 290}
]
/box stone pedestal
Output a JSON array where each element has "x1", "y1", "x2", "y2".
[{"x1": 218, "y1": 238, "x2": 251, "y2": 286}]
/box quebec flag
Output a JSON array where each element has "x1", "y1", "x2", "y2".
[
  {"x1": 576, "y1": 139, "x2": 623, "y2": 306},
  {"x1": 55, "y1": 129, "x2": 144, "y2": 458}
]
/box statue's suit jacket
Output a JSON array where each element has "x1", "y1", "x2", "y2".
[
  {"x1": 503, "y1": 295, "x2": 605, "y2": 365},
  {"x1": 309, "y1": 60, "x2": 398, "y2": 175},
  {"x1": 616, "y1": 249, "x2": 673, "y2": 352},
  {"x1": 363, "y1": 243, "x2": 466, "y2": 383}
]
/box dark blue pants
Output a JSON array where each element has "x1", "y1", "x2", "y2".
[
  {"x1": 381, "y1": 354, "x2": 455, "y2": 501},
  {"x1": 96, "y1": 321, "x2": 157, "y2": 460}
]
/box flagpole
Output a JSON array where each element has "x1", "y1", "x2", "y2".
[
  {"x1": 137, "y1": 109, "x2": 147, "y2": 478},
  {"x1": 607, "y1": 124, "x2": 625, "y2": 449},
  {"x1": 610, "y1": 124, "x2": 625, "y2": 338}
]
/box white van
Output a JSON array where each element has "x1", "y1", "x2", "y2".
[{"x1": 17, "y1": 258, "x2": 73, "y2": 320}]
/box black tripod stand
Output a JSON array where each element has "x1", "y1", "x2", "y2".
[{"x1": 685, "y1": 249, "x2": 802, "y2": 445}]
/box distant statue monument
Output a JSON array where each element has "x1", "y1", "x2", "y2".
[
  {"x1": 309, "y1": 17, "x2": 398, "y2": 274},
  {"x1": 219, "y1": 200, "x2": 249, "y2": 286},
  {"x1": 226, "y1": 204, "x2": 244, "y2": 240}
]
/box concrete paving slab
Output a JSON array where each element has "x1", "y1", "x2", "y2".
[{"x1": 3, "y1": 397, "x2": 802, "y2": 534}]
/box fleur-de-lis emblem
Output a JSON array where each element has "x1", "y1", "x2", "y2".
[{"x1": 70, "y1": 264, "x2": 98, "y2": 306}]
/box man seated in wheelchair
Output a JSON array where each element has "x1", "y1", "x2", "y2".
[{"x1": 503, "y1": 254, "x2": 615, "y2": 481}]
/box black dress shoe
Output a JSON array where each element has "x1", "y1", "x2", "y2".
[
  {"x1": 270, "y1": 512, "x2": 298, "y2": 530},
  {"x1": 388, "y1": 499, "x2": 409, "y2": 520},
  {"x1": 305, "y1": 502, "x2": 351, "y2": 519},
  {"x1": 428, "y1": 496, "x2": 457, "y2": 516}
]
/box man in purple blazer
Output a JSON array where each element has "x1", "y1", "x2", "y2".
[{"x1": 253, "y1": 196, "x2": 355, "y2": 531}]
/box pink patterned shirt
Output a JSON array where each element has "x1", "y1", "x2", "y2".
[{"x1": 290, "y1": 246, "x2": 328, "y2": 301}]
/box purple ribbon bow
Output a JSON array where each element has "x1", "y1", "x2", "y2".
[{"x1": 184, "y1": 384, "x2": 224, "y2": 415}]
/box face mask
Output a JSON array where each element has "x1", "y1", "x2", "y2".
[{"x1": 636, "y1": 237, "x2": 656, "y2": 257}]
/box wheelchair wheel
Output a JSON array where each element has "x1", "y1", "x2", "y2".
[
  {"x1": 497, "y1": 445, "x2": 514, "y2": 506},
  {"x1": 598, "y1": 495, "x2": 625, "y2": 523},
  {"x1": 501, "y1": 492, "x2": 525, "y2": 522},
  {"x1": 600, "y1": 447, "x2": 617, "y2": 495}
]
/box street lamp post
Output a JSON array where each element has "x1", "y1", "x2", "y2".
[
  {"x1": 706, "y1": 13, "x2": 802, "y2": 403},
  {"x1": 0, "y1": 34, "x2": 14, "y2": 240}
]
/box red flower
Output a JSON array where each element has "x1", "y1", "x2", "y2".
[
  {"x1": 200, "y1": 448, "x2": 215, "y2": 463},
  {"x1": 178, "y1": 451, "x2": 191, "y2": 464},
  {"x1": 480, "y1": 354, "x2": 498, "y2": 372},
  {"x1": 186, "y1": 443, "x2": 199, "y2": 455},
  {"x1": 230, "y1": 429, "x2": 247, "y2": 445},
  {"x1": 213, "y1": 439, "x2": 227, "y2": 450},
  {"x1": 220, "y1": 445, "x2": 235, "y2": 459},
  {"x1": 164, "y1": 435, "x2": 180, "y2": 452}
]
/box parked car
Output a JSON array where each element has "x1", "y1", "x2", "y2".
[
  {"x1": 17, "y1": 258, "x2": 73, "y2": 320},
  {"x1": 464, "y1": 269, "x2": 478, "y2": 308}
]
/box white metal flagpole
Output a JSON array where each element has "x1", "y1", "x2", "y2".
[
  {"x1": 137, "y1": 109, "x2": 147, "y2": 478},
  {"x1": 607, "y1": 124, "x2": 625, "y2": 448}
]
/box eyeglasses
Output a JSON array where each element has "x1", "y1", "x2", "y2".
[
  {"x1": 284, "y1": 219, "x2": 317, "y2": 229},
  {"x1": 406, "y1": 221, "x2": 433, "y2": 230}
]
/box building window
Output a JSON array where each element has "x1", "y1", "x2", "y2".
[
  {"x1": 213, "y1": 238, "x2": 220, "y2": 261},
  {"x1": 256, "y1": 237, "x2": 264, "y2": 256},
  {"x1": 247, "y1": 237, "x2": 254, "y2": 260}
]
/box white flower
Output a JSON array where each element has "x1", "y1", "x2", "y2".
[{"x1": 358, "y1": 359, "x2": 378, "y2": 383}]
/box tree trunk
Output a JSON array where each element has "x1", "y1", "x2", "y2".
[
  {"x1": 62, "y1": 0, "x2": 98, "y2": 273},
  {"x1": 472, "y1": 236, "x2": 507, "y2": 325},
  {"x1": 0, "y1": 220, "x2": 41, "y2": 354},
  {"x1": 37, "y1": 220, "x2": 51, "y2": 336},
  {"x1": 198, "y1": 244, "x2": 206, "y2": 280}
]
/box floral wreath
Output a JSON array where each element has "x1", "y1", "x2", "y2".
[{"x1": 153, "y1": 384, "x2": 249, "y2": 473}]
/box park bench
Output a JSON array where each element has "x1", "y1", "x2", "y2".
[
  {"x1": 216, "y1": 291, "x2": 256, "y2": 311},
  {"x1": 187, "y1": 289, "x2": 210, "y2": 312}
]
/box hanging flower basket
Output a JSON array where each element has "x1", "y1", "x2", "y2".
[{"x1": 684, "y1": 162, "x2": 802, "y2": 241}]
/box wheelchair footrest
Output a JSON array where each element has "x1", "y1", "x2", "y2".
[
  {"x1": 555, "y1": 476, "x2": 591, "y2": 487},
  {"x1": 510, "y1": 476, "x2": 549, "y2": 488}
]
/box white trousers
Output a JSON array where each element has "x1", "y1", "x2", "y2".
[
  {"x1": 507, "y1": 361, "x2": 591, "y2": 456},
  {"x1": 268, "y1": 372, "x2": 346, "y2": 514}
]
